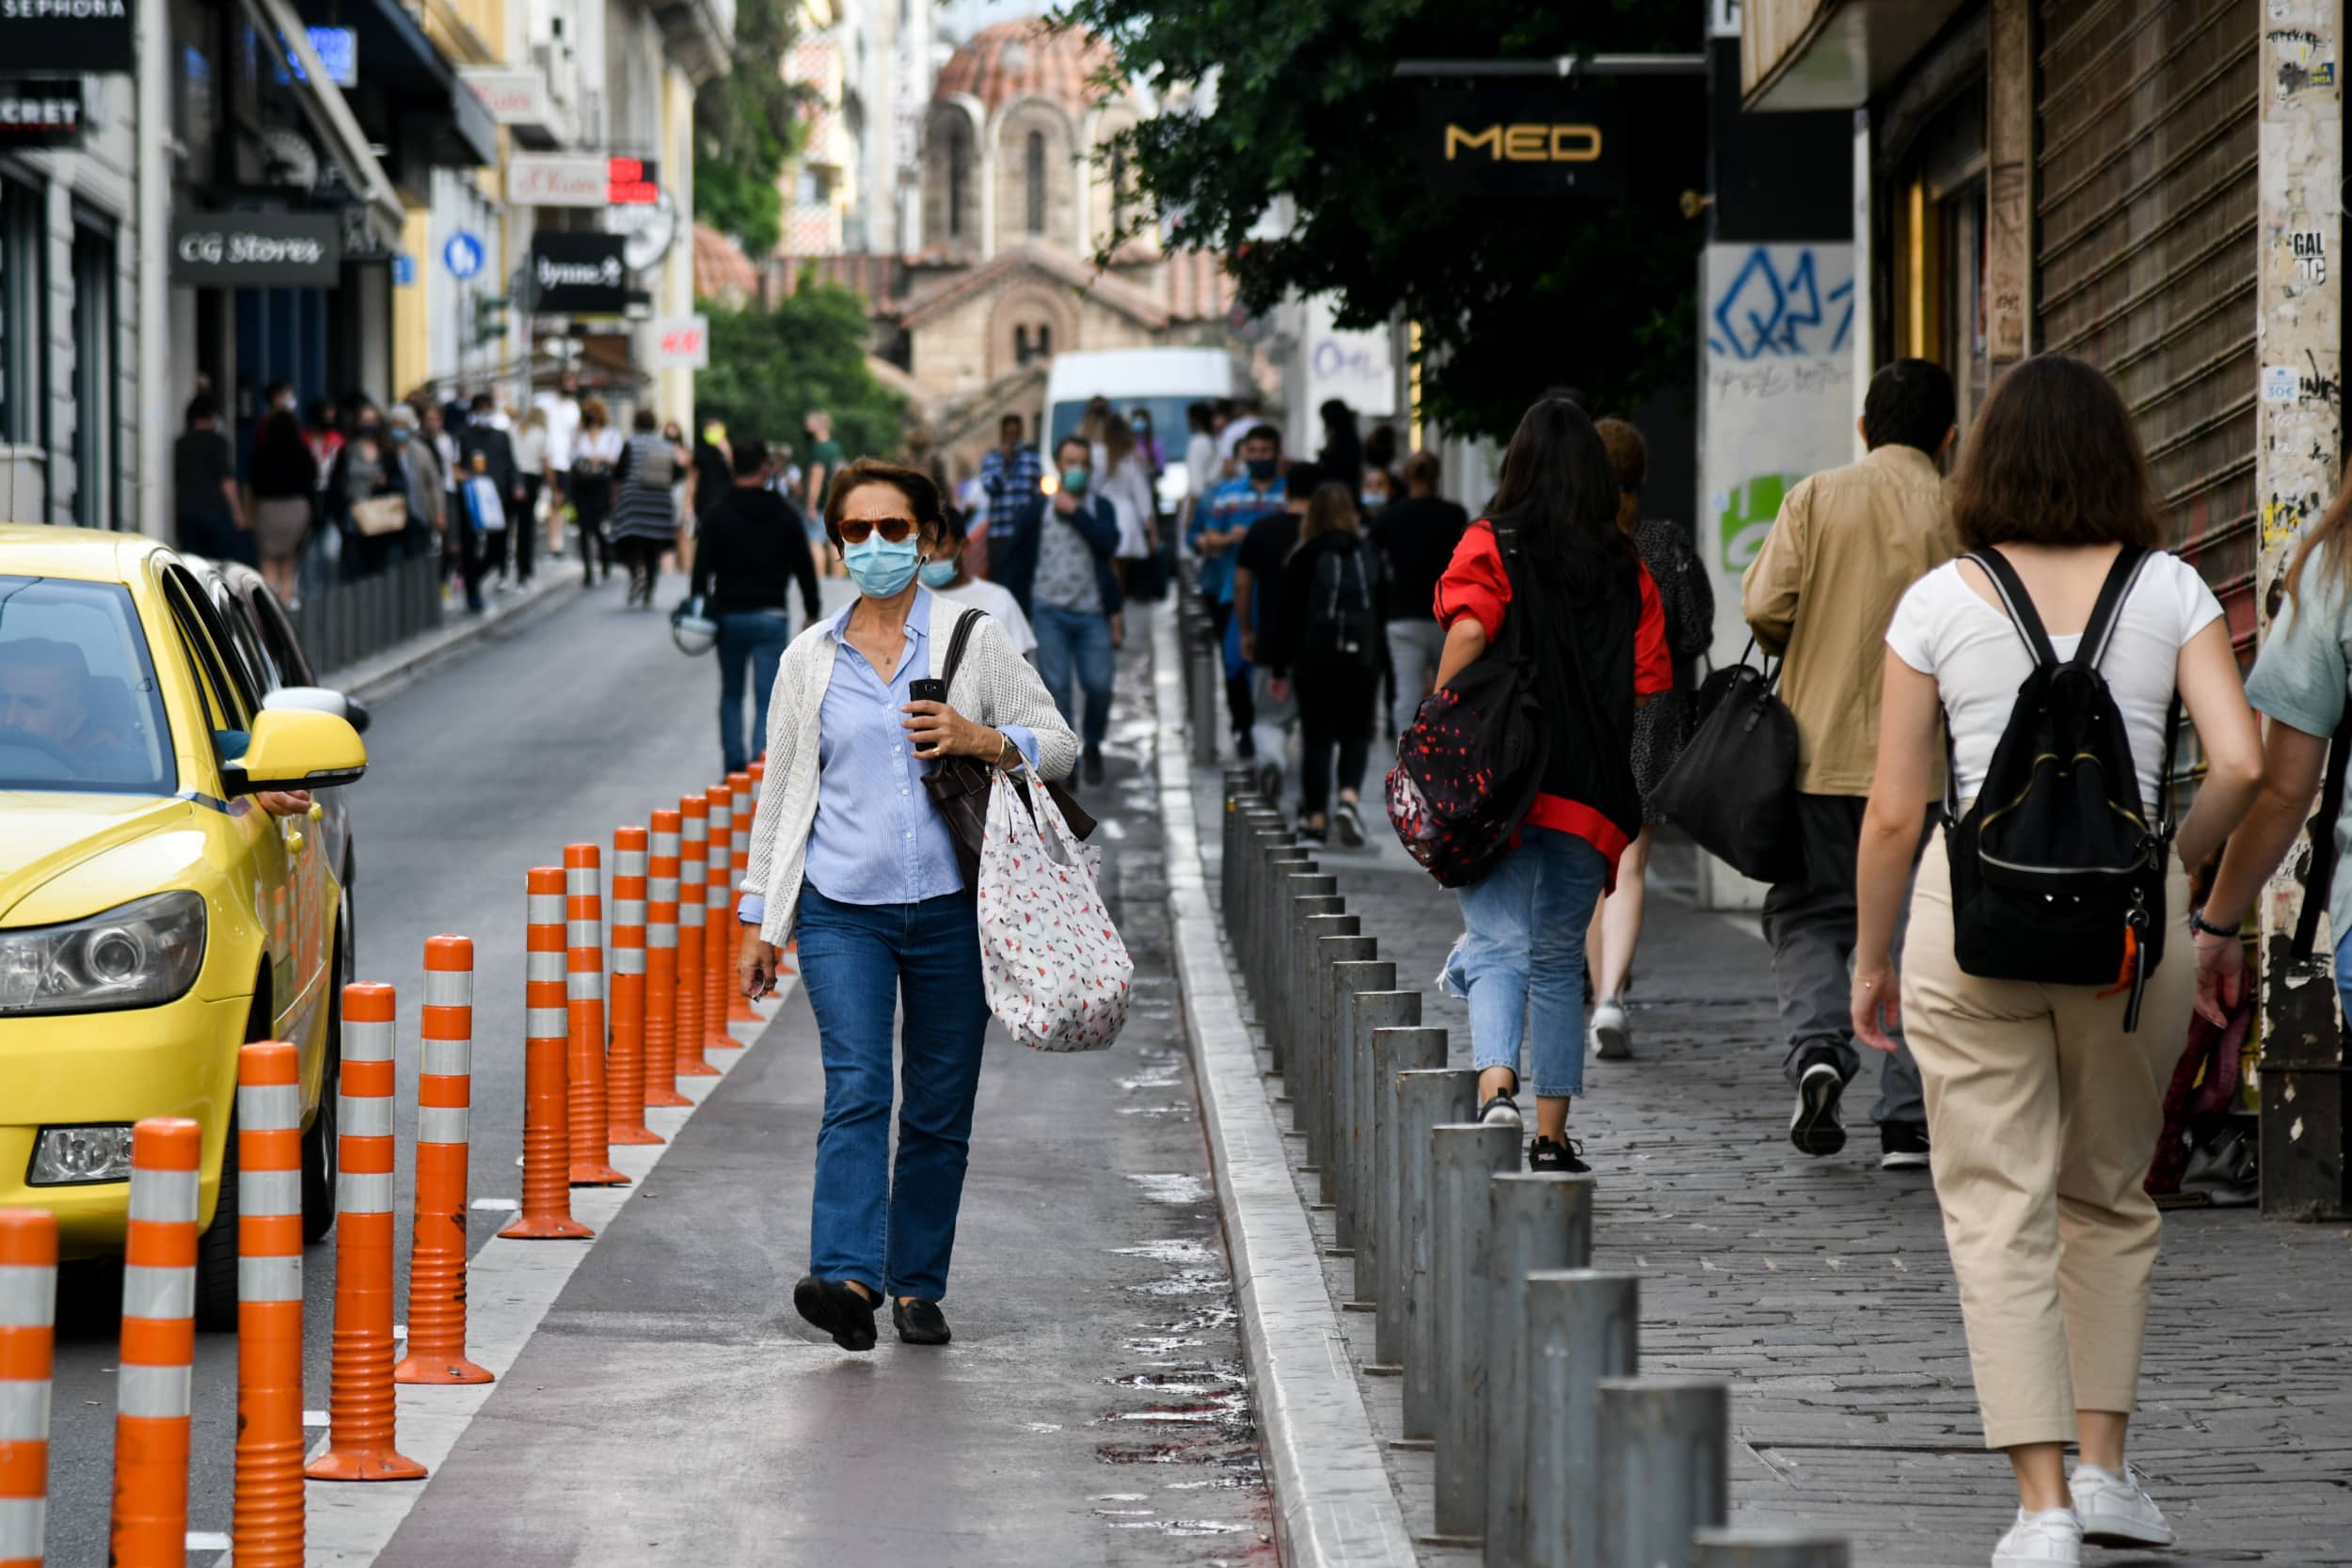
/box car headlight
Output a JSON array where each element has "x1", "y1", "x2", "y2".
[{"x1": 0, "y1": 891, "x2": 208, "y2": 1017}]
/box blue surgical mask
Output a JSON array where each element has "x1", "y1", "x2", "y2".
[
  {"x1": 1248, "y1": 457, "x2": 1279, "y2": 483},
  {"x1": 1130, "y1": 414, "x2": 1148, "y2": 431},
  {"x1": 1060, "y1": 467, "x2": 1091, "y2": 497},
  {"x1": 918, "y1": 558, "x2": 959, "y2": 589},
  {"x1": 842, "y1": 534, "x2": 922, "y2": 598}
]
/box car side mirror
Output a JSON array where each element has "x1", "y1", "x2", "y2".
[
  {"x1": 224, "y1": 708, "x2": 367, "y2": 794},
  {"x1": 262, "y1": 685, "x2": 371, "y2": 736}
]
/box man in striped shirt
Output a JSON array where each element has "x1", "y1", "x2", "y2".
[{"x1": 974, "y1": 413, "x2": 1042, "y2": 581}]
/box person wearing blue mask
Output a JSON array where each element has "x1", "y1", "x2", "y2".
[
  {"x1": 988, "y1": 434, "x2": 1124, "y2": 784},
  {"x1": 735, "y1": 456, "x2": 1077, "y2": 1354},
  {"x1": 920, "y1": 503, "x2": 1038, "y2": 662}
]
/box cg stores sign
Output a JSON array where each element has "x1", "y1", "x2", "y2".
[{"x1": 169, "y1": 212, "x2": 342, "y2": 287}]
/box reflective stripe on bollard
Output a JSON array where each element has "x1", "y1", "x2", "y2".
[
  {"x1": 1691, "y1": 1529, "x2": 1851, "y2": 1567},
  {"x1": 1397, "y1": 1069, "x2": 1478, "y2": 1441},
  {"x1": 396, "y1": 939, "x2": 493, "y2": 1385},
  {"x1": 1350, "y1": 992, "x2": 1420, "y2": 1307},
  {"x1": 0, "y1": 1209, "x2": 54, "y2": 1568},
  {"x1": 1429, "y1": 1121, "x2": 1519, "y2": 1541},
  {"x1": 1595, "y1": 1378, "x2": 1728, "y2": 1568},
  {"x1": 607, "y1": 827, "x2": 661, "y2": 1145},
  {"x1": 501, "y1": 872, "x2": 594, "y2": 1240},
  {"x1": 1484, "y1": 1174, "x2": 1594, "y2": 1568},
  {"x1": 1524, "y1": 1270, "x2": 1640, "y2": 1568},
  {"x1": 675, "y1": 796, "x2": 718, "y2": 1078},
  {"x1": 1325, "y1": 960, "x2": 1393, "y2": 1252},
  {"x1": 110, "y1": 1118, "x2": 200, "y2": 1563},
  {"x1": 644, "y1": 811, "x2": 692, "y2": 1108},
  {"x1": 1374, "y1": 1028, "x2": 1450, "y2": 1370},
  {"x1": 725, "y1": 772, "x2": 760, "y2": 1023},
  {"x1": 564, "y1": 845, "x2": 628, "y2": 1186},
  {"x1": 703, "y1": 784, "x2": 739, "y2": 1050}
]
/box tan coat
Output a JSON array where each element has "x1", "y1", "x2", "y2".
[{"x1": 1740, "y1": 443, "x2": 1957, "y2": 796}]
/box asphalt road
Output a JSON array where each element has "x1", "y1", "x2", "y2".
[{"x1": 43, "y1": 566, "x2": 769, "y2": 1563}]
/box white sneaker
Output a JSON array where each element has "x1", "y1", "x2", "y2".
[
  {"x1": 1589, "y1": 999, "x2": 1631, "y2": 1059},
  {"x1": 2070, "y1": 1464, "x2": 2172, "y2": 1547},
  {"x1": 1992, "y1": 1507, "x2": 2081, "y2": 1567}
]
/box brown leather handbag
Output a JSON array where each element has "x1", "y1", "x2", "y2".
[{"x1": 923, "y1": 607, "x2": 1096, "y2": 884}]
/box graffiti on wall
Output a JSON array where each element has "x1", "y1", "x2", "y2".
[{"x1": 1707, "y1": 245, "x2": 1854, "y2": 360}]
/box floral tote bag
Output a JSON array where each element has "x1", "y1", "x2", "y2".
[{"x1": 977, "y1": 768, "x2": 1132, "y2": 1052}]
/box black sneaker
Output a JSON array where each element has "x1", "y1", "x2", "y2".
[
  {"x1": 1332, "y1": 800, "x2": 1365, "y2": 847},
  {"x1": 792, "y1": 1275, "x2": 879, "y2": 1352},
  {"x1": 892, "y1": 1297, "x2": 952, "y2": 1345},
  {"x1": 1789, "y1": 1055, "x2": 1848, "y2": 1157},
  {"x1": 1297, "y1": 821, "x2": 1328, "y2": 845},
  {"x1": 1235, "y1": 732, "x2": 1257, "y2": 762},
  {"x1": 1528, "y1": 1136, "x2": 1588, "y2": 1174},
  {"x1": 1479, "y1": 1091, "x2": 1522, "y2": 1129},
  {"x1": 1879, "y1": 1121, "x2": 1931, "y2": 1171},
  {"x1": 1084, "y1": 743, "x2": 1105, "y2": 784}
]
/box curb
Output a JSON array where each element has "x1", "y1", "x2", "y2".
[
  {"x1": 331, "y1": 568, "x2": 583, "y2": 704},
  {"x1": 1149, "y1": 607, "x2": 1417, "y2": 1568}
]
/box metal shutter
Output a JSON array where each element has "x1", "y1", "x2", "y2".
[{"x1": 2036, "y1": 0, "x2": 2259, "y2": 655}]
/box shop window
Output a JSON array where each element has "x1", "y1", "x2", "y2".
[
  {"x1": 0, "y1": 181, "x2": 44, "y2": 449},
  {"x1": 1025, "y1": 132, "x2": 1046, "y2": 235},
  {"x1": 72, "y1": 222, "x2": 117, "y2": 531}
]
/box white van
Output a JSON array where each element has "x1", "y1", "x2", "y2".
[{"x1": 1041, "y1": 347, "x2": 1248, "y2": 512}]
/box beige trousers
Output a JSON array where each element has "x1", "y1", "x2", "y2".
[{"x1": 1900, "y1": 832, "x2": 2190, "y2": 1449}]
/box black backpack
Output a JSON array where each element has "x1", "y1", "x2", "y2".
[
  {"x1": 1300, "y1": 540, "x2": 1379, "y2": 668},
  {"x1": 1946, "y1": 546, "x2": 2179, "y2": 1029}
]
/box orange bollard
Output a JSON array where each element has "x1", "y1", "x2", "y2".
[
  {"x1": 232, "y1": 1042, "x2": 306, "y2": 1565},
  {"x1": 395, "y1": 938, "x2": 492, "y2": 1385},
  {"x1": 644, "y1": 810, "x2": 691, "y2": 1109},
  {"x1": 306, "y1": 986, "x2": 425, "y2": 1481},
  {"x1": 675, "y1": 795, "x2": 719, "y2": 1078},
  {"x1": 0, "y1": 1209, "x2": 56, "y2": 1568},
  {"x1": 704, "y1": 784, "x2": 741, "y2": 1049},
  {"x1": 607, "y1": 828, "x2": 661, "y2": 1145},
  {"x1": 108, "y1": 1117, "x2": 199, "y2": 1561},
  {"x1": 501, "y1": 870, "x2": 594, "y2": 1240},
  {"x1": 564, "y1": 845, "x2": 629, "y2": 1186},
  {"x1": 725, "y1": 770, "x2": 762, "y2": 1022}
]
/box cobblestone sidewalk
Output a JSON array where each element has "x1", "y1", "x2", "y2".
[{"x1": 1191, "y1": 768, "x2": 2352, "y2": 1568}]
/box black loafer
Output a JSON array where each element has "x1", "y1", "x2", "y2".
[
  {"x1": 792, "y1": 1275, "x2": 879, "y2": 1352},
  {"x1": 892, "y1": 1297, "x2": 952, "y2": 1346}
]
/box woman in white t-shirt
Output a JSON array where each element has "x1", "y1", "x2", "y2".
[
  {"x1": 1849, "y1": 355, "x2": 2262, "y2": 1568},
  {"x1": 917, "y1": 499, "x2": 1038, "y2": 662}
]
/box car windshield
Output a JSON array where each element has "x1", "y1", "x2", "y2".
[
  {"x1": 0, "y1": 576, "x2": 175, "y2": 795},
  {"x1": 1046, "y1": 396, "x2": 1200, "y2": 469}
]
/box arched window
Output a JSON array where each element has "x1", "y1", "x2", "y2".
[
  {"x1": 1014, "y1": 321, "x2": 1053, "y2": 365},
  {"x1": 1013, "y1": 325, "x2": 1030, "y2": 363},
  {"x1": 1025, "y1": 131, "x2": 1046, "y2": 236},
  {"x1": 946, "y1": 121, "x2": 969, "y2": 238}
]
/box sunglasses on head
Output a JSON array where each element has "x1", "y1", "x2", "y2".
[{"x1": 836, "y1": 516, "x2": 918, "y2": 545}]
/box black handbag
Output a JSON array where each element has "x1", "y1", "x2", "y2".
[
  {"x1": 923, "y1": 607, "x2": 1097, "y2": 884},
  {"x1": 1649, "y1": 641, "x2": 1803, "y2": 885}
]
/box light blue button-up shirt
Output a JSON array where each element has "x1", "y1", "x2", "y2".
[{"x1": 740, "y1": 589, "x2": 1040, "y2": 921}]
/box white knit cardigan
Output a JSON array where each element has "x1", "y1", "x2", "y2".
[{"x1": 738, "y1": 591, "x2": 1081, "y2": 944}]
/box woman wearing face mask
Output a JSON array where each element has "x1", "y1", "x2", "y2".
[
  {"x1": 918, "y1": 502, "x2": 1038, "y2": 662},
  {"x1": 736, "y1": 458, "x2": 1077, "y2": 1352}
]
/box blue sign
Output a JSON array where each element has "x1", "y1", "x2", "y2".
[
  {"x1": 442, "y1": 232, "x2": 485, "y2": 282},
  {"x1": 392, "y1": 253, "x2": 416, "y2": 286}
]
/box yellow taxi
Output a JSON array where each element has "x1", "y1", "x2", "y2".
[{"x1": 0, "y1": 525, "x2": 365, "y2": 1326}]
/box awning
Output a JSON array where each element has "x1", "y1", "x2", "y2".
[
  {"x1": 1740, "y1": 0, "x2": 1970, "y2": 112},
  {"x1": 297, "y1": 0, "x2": 501, "y2": 168},
  {"x1": 238, "y1": 0, "x2": 405, "y2": 245}
]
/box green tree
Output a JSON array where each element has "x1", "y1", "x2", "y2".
[
  {"x1": 693, "y1": 0, "x2": 806, "y2": 257},
  {"x1": 1053, "y1": 0, "x2": 1707, "y2": 440},
  {"x1": 696, "y1": 277, "x2": 906, "y2": 463}
]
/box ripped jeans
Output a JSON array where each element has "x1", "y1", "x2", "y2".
[{"x1": 1441, "y1": 828, "x2": 1610, "y2": 1100}]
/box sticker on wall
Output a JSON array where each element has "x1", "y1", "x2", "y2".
[{"x1": 2263, "y1": 365, "x2": 2299, "y2": 404}]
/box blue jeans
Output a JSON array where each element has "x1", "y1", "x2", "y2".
[
  {"x1": 1032, "y1": 602, "x2": 1115, "y2": 747},
  {"x1": 2337, "y1": 928, "x2": 2352, "y2": 1027},
  {"x1": 1443, "y1": 828, "x2": 1611, "y2": 1100},
  {"x1": 716, "y1": 610, "x2": 792, "y2": 773},
  {"x1": 795, "y1": 886, "x2": 991, "y2": 1301}
]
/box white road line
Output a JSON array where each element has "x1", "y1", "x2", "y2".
[{"x1": 210, "y1": 1001, "x2": 784, "y2": 1568}]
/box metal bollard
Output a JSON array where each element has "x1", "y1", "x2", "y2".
[
  {"x1": 1429, "y1": 1121, "x2": 1519, "y2": 1540},
  {"x1": 1261, "y1": 850, "x2": 1314, "y2": 1040},
  {"x1": 1398, "y1": 1069, "x2": 1477, "y2": 1439},
  {"x1": 1277, "y1": 883, "x2": 1341, "y2": 1076},
  {"x1": 1595, "y1": 1378, "x2": 1728, "y2": 1568},
  {"x1": 1374, "y1": 1027, "x2": 1450, "y2": 1368},
  {"x1": 1691, "y1": 1530, "x2": 1851, "y2": 1567},
  {"x1": 1484, "y1": 1174, "x2": 1595, "y2": 1568},
  {"x1": 1189, "y1": 638, "x2": 1218, "y2": 765},
  {"x1": 1350, "y1": 992, "x2": 1420, "y2": 1304},
  {"x1": 1243, "y1": 821, "x2": 1294, "y2": 1002},
  {"x1": 1290, "y1": 912, "x2": 1358, "y2": 1150},
  {"x1": 1326, "y1": 961, "x2": 1393, "y2": 1248},
  {"x1": 1217, "y1": 776, "x2": 1258, "y2": 926},
  {"x1": 1307, "y1": 933, "x2": 1375, "y2": 1180},
  {"x1": 1523, "y1": 1271, "x2": 1641, "y2": 1568}
]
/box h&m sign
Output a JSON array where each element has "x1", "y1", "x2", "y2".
[{"x1": 1414, "y1": 87, "x2": 1627, "y2": 199}]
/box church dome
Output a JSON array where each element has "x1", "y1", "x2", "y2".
[{"x1": 933, "y1": 17, "x2": 1119, "y2": 115}]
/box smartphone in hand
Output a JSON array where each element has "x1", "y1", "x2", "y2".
[{"x1": 908, "y1": 678, "x2": 948, "y2": 758}]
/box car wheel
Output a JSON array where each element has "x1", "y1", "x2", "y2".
[
  {"x1": 301, "y1": 918, "x2": 347, "y2": 1243},
  {"x1": 194, "y1": 1105, "x2": 241, "y2": 1332}
]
